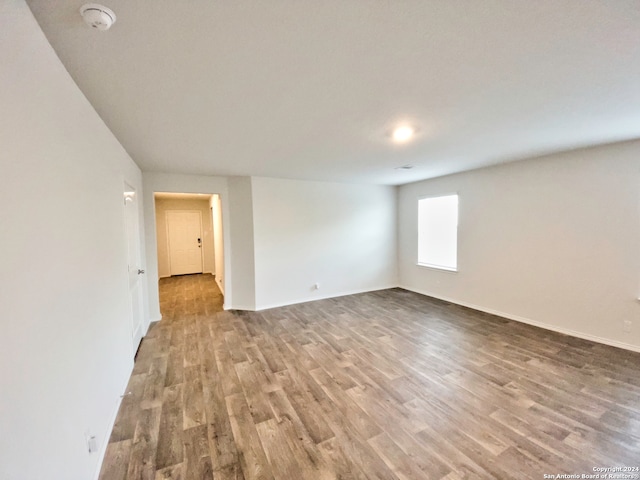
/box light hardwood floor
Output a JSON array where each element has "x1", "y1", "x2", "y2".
[{"x1": 100, "y1": 274, "x2": 640, "y2": 480}]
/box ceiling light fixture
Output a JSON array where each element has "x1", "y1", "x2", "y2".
[
  {"x1": 392, "y1": 125, "x2": 415, "y2": 143},
  {"x1": 80, "y1": 4, "x2": 117, "y2": 31}
]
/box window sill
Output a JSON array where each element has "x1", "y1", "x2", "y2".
[{"x1": 416, "y1": 263, "x2": 458, "y2": 273}]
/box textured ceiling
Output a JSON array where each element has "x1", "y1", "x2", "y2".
[{"x1": 27, "y1": 0, "x2": 640, "y2": 185}]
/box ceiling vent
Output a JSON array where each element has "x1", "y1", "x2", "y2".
[{"x1": 80, "y1": 4, "x2": 116, "y2": 31}]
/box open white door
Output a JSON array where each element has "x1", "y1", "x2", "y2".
[
  {"x1": 124, "y1": 184, "x2": 144, "y2": 353},
  {"x1": 166, "y1": 211, "x2": 203, "y2": 275}
]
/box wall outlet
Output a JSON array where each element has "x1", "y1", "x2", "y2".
[
  {"x1": 623, "y1": 320, "x2": 632, "y2": 333},
  {"x1": 86, "y1": 432, "x2": 97, "y2": 454}
]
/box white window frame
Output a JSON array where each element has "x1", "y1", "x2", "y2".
[{"x1": 417, "y1": 193, "x2": 459, "y2": 272}]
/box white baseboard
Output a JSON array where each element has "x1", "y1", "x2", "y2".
[
  {"x1": 92, "y1": 364, "x2": 133, "y2": 480},
  {"x1": 399, "y1": 285, "x2": 640, "y2": 353},
  {"x1": 227, "y1": 304, "x2": 256, "y2": 311},
  {"x1": 254, "y1": 285, "x2": 397, "y2": 312},
  {"x1": 132, "y1": 323, "x2": 143, "y2": 352},
  {"x1": 142, "y1": 315, "x2": 162, "y2": 337}
]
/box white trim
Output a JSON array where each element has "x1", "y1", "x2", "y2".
[
  {"x1": 92, "y1": 364, "x2": 133, "y2": 480},
  {"x1": 416, "y1": 263, "x2": 458, "y2": 273},
  {"x1": 399, "y1": 284, "x2": 640, "y2": 353},
  {"x1": 141, "y1": 315, "x2": 160, "y2": 337},
  {"x1": 227, "y1": 304, "x2": 257, "y2": 311},
  {"x1": 417, "y1": 191, "x2": 459, "y2": 201},
  {"x1": 254, "y1": 285, "x2": 397, "y2": 312},
  {"x1": 132, "y1": 323, "x2": 143, "y2": 352},
  {"x1": 123, "y1": 180, "x2": 145, "y2": 359}
]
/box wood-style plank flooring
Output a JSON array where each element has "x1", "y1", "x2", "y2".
[{"x1": 100, "y1": 274, "x2": 640, "y2": 479}]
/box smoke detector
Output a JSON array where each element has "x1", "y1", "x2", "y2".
[{"x1": 80, "y1": 4, "x2": 116, "y2": 31}]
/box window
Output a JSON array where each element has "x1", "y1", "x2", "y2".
[{"x1": 418, "y1": 194, "x2": 458, "y2": 271}]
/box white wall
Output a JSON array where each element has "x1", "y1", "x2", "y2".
[
  {"x1": 251, "y1": 177, "x2": 398, "y2": 310},
  {"x1": 145, "y1": 175, "x2": 398, "y2": 313},
  {"x1": 211, "y1": 194, "x2": 225, "y2": 294},
  {"x1": 227, "y1": 177, "x2": 256, "y2": 310},
  {"x1": 398, "y1": 140, "x2": 640, "y2": 351},
  {"x1": 155, "y1": 197, "x2": 215, "y2": 277},
  {"x1": 0, "y1": 3, "x2": 146, "y2": 479}
]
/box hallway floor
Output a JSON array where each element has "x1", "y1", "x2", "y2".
[{"x1": 99, "y1": 274, "x2": 640, "y2": 479}]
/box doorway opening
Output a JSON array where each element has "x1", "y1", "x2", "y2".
[{"x1": 154, "y1": 192, "x2": 225, "y2": 298}]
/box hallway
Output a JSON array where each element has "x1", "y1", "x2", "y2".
[
  {"x1": 100, "y1": 274, "x2": 227, "y2": 479},
  {"x1": 99, "y1": 274, "x2": 640, "y2": 479}
]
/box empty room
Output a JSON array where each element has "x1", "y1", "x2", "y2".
[{"x1": 2, "y1": 1, "x2": 640, "y2": 479}]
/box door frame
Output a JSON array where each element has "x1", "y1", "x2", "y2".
[
  {"x1": 145, "y1": 189, "x2": 232, "y2": 323},
  {"x1": 165, "y1": 209, "x2": 204, "y2": 276},
  {"x1": 123, "y1": 182, "x2": 144, "y2": 355}
]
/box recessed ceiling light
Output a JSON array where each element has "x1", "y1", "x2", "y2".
[{"x1": 392, "y1": 125, "x2": 415, "y2": 143}]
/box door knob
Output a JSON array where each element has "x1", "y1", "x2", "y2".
[{"x1": 137, "y1": 269, "x2": 145, "y2": 275}]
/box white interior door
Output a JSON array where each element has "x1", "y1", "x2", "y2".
[
  {"x1": 166, "y1": 211, "x2": 203, "y2": 275},
  {"x1": 124, "y1": 184, "x2": 144, "y2": 353}
]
